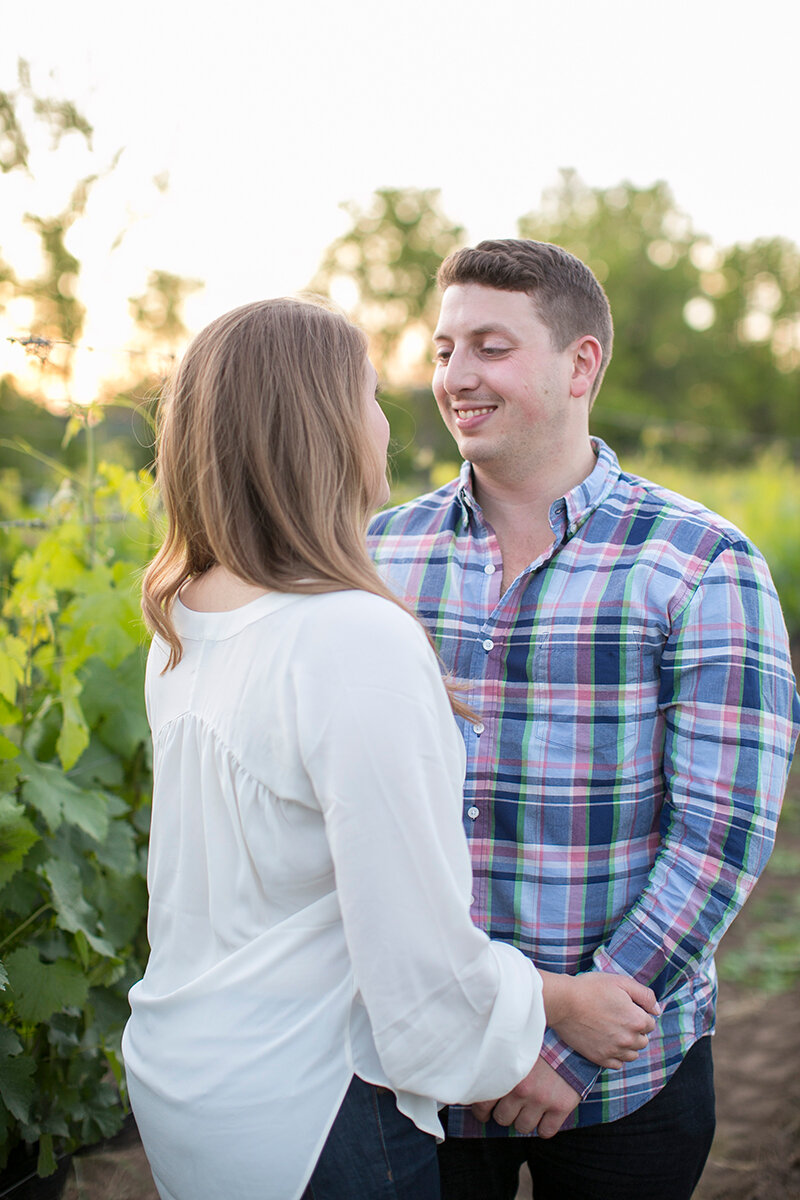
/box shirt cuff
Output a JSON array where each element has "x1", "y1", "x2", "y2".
[{"x1": 540, "y1": 1029, "x2": 602, "y2": 1098}]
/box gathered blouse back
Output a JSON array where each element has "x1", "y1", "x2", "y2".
[{"x1": 122, "y1": 588, "x2": 544, "y2": 1200}]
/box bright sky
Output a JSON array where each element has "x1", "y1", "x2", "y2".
[{"x1": 1, "y1": 0, "x2": 798, "y2": 395}]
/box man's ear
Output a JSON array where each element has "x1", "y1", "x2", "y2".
[{"x1": 569, "y1": 336, "x2": 602, "y2": 400}]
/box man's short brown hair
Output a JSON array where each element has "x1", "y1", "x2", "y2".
[{"x1": 437, "y1": 239, "x2": 613, "y2": 401}]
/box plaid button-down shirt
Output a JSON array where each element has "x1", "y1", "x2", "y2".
[{"x1": 368, "y1": 439, "x2": 800, "y2": 1132}]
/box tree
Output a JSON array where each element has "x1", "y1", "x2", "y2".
[
  {"x1": 305, "y1": 188, "x2": 466, "y2": 494},
  {"x1": 128, "y1": 270, "x2": 204, "y2": 353},
  {"x1": 308, "y1": 187, "x2": 464, "y2": 384},
  {"x1": 518, "y1": 170, "x2": 800, "y2": 464},
  {"x1": 1, "y1": 62, "x2": 98, "y2": 373},
  {"x1": 0, "y1": 65, "x2": 202, "y2": 492}
]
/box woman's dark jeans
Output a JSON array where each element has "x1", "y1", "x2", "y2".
[
  {"x1": 438, "y1": 1036, "x2": 716, "y2": 1200},
  {"x1": 302, "y1": 1074, "x2": 440, "y2": 1200}
]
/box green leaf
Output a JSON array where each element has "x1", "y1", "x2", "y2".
[
  {"x1": 37, "y1": 1132, "x2": 56, "y2": 1176},
  {"x1": 79, "y1": 653, "x2": 149, "y2": 761},
  {"x1": 47, "y1": 1012, "x2": 81, "y2": 1053},
  {"x1": 64, "y1": 789, "x2": 111, "y2": 842},
  {"x1": 0, "y1": 1027, "x2": 23, "y2": 1058},
  {"x1": 93, "y1": 819, "x2": 137, "y2": 876},
  {"x1": 0, "y1": 868, "x2": 45, "y2": 918},
  {"x1": 0, "y1": 761, "x2": 20, "y2": 791},
  {"x1": 21, "y1": 697, "x2": 58, "y2": 764},
  {"x1": 94, "y1": 870, "x2": 147, "y2": 946},
  {"x1": 0, "y1": 871, "x2": 45, "y2": 927},
  {"x1": 0, "y1": 693, "x2": 23, "y2": 724},
  {"x1": 0, "y1": 794, "x2": 41, "y2": 889},
  {"x1": 90, "y1": 987, "x2": 134, "y2": 1043},
  {"x1": 81, "y1": 1103, "x2": 122, "y2": 1142},
  {"x1": 11, "y1": 535, "x2": 84, "y2": 599},
  {"x1": 0, "y1": 733, "x2": 20, "y2": 762},
  {"x1": 41, "y1": 858, "x2": 115, "y2": 958},
  {"x1": 0, "y1": 1045, "x2": 35, "y2": 1123},
  {"x1": 17, "y1": 757, "x2": 67, "y2": 831},
  {"x1": 0, "y1": 1102, "x2": 12, "y2": 1161},
  {"x1": 4, "y1": 945, "x2": 90, "y2": 1023},
  {"x1": 0, "y1": 636, "x2": 27, "y2": 704},
  {"x1": 61, "y1": 578, "x2": 141, "y2": 671},
  {"x1": 62, "y1": 415, "x2": 84, "y2": 449},
  {"x1": 56, "y1": 672, "x2": 89, "y2": 770},
  {"x1": 19, "y1": 756, "x2": 109, "y2": 841},
  {"x1": 66, "y1": 734, "x2": 124, "y2": 789},
  {"x1": 73, "y1": 928, "x2": 90, "y2": 971},
  {"x1": 104, "y1": 1043, "x2": 125, "y2": 1090}
]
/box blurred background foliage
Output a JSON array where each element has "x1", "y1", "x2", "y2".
[
  {"x1": 304, "y1": 176, "x2": 800, "y2": 639},
  {"x1": 1, "y1": 70, "x2": 799, "y2": 633},
  {"x1": 306, "y1": 172, "x2": 800, "y2": 495}
]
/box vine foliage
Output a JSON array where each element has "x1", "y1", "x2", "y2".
[{"x1": 0, "y1": 427, "x2": 155, "y2": 1177}]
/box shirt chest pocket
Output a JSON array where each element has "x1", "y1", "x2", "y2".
[{"x1": 528, "y1": 629, "x2": 660, "y2": 764}]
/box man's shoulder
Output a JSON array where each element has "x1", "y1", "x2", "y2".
[
  {"x1": 612, "y1": 466, "x2": 757, "y2": 555},
  {"x1": 368, "y1": 477, "x2": 462, "y2": 540}
]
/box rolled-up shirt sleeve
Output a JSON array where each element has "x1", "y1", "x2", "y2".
[{"x1": 296, "y1": 599, "x2": 546, "y2": 1105}]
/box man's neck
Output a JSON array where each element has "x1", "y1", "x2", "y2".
[
  {"x1": 471, "y1": 436, "x2": 597, "y2": 592},
  {"x1": 472, "y1": 436, "x2": 597, "y2": 534}
]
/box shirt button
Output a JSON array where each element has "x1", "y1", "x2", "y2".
[
  {"x1": 482, "y1": 639, "x2": 494, "y2": 651},
  {"x1": 467, "y1": 806, "x2": 480, "y2": 820},
  {"x1": 469, "y1": 894, "x2": 476, "y2": 905},
  {"x1": 484, "y1": 564, "x2": 496, "y2": 575},
  {"x1": 472, "y1": 722, "x2": 485, "y2": 734}
]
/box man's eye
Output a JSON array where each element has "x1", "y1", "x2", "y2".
[
  {"x1": 481, "y1": 346, "x2": 505, "y2": 356},
  {"x1": 434, "y1": 349, "x2": 451, "y2": 363}
]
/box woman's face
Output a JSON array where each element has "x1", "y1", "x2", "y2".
[{"x1": 363, "y1": 359, "x2": 391, "y2": 508}]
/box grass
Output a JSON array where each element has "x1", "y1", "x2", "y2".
[{"x1": 716, "y1": 763, "x2": 800, "y2": 994}]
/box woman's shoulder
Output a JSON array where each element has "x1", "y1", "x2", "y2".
[
  {"x1": 295, "y1": 590, "x2": 436, "y2": 680},
  {"x1": 307, "y1": 588, "x2": 425, "y2": 641},
  {"x1": 305, "y1": 587, "x2": 416, "y2": 625}
]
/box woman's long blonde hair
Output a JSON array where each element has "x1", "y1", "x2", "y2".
[{"x1": 142, "y1": 297, "x2": 473, "y2": 717}]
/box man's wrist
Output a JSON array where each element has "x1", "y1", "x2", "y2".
[
  {"x1": 540, "y1": 1029, "x2": 602, "y2": 1099},
  {"x1": 538, "y1": 969, "x2": 571, "y2": 1030}
]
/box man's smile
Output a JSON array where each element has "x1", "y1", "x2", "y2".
[{"x1": 453, "y1": 404, "x2": 498, "y2": 427}]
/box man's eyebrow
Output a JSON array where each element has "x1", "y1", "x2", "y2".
[{"x1": 432, "y1": 323, "x2": 518, "y2": 341}]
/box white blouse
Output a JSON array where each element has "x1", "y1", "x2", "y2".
[{"x1": 122, "y1": 590, "x2": 545, "y2": 1200}]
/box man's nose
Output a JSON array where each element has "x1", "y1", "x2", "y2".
[{"x1": 443, "y1": 350, "x2": 479, "y2": 395}]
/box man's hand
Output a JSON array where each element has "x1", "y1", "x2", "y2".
[
  {"x1": 539, "y1": 970, "x2": 658, "y2": 1069},
  {"x1": 471, "y1": 1058, "x2": 581, "y2": 1138}
]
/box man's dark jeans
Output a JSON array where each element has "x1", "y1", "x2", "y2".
[
  {"x1": 303, "y1": 1074, "x2": 440, "y2": 1199},
  {"x1": 438, "y1": 1036, "x2": 715, "y2": 1200}
]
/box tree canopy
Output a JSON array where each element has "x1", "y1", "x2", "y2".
[
  {"x1": 308, "y1": 187, "x2": 463, "y2": 385},
  {"x1": 308, "y1": 175, "x2": 800, "y2": 479},
  {"x1": 0, "y1": 66, "x2": 201, "y2": 496},
  {"x1": 519, "y1": 170, "x2": 800, "y2": 463}
]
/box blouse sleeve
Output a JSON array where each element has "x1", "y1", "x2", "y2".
[{"x1": 294, "y1": 594, "x2": 544, "y2": 1104}]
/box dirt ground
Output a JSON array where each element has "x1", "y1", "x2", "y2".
[{"x1": 63, "y1": 782, "x2": 800, "y2": 1200}]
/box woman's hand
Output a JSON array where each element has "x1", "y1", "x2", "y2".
[{"x1": 539, "y1": 970, "x2": 659, "y2": 1070}]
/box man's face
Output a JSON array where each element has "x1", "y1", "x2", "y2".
[{"x1": 432, "y1": 284, "x2": 579, "y2": 480}]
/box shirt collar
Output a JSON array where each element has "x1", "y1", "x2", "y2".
[{"x1": 455, "y1": 438, "x2": 622, "y2": 536}]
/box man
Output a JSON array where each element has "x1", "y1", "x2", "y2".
[{"x1": 368, "y1": 239, "x2": 800, "y2": 1200}]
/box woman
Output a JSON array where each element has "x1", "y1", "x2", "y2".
[{"x1": 122, "y1": 298, "x2": 657, "y2": 1200}]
